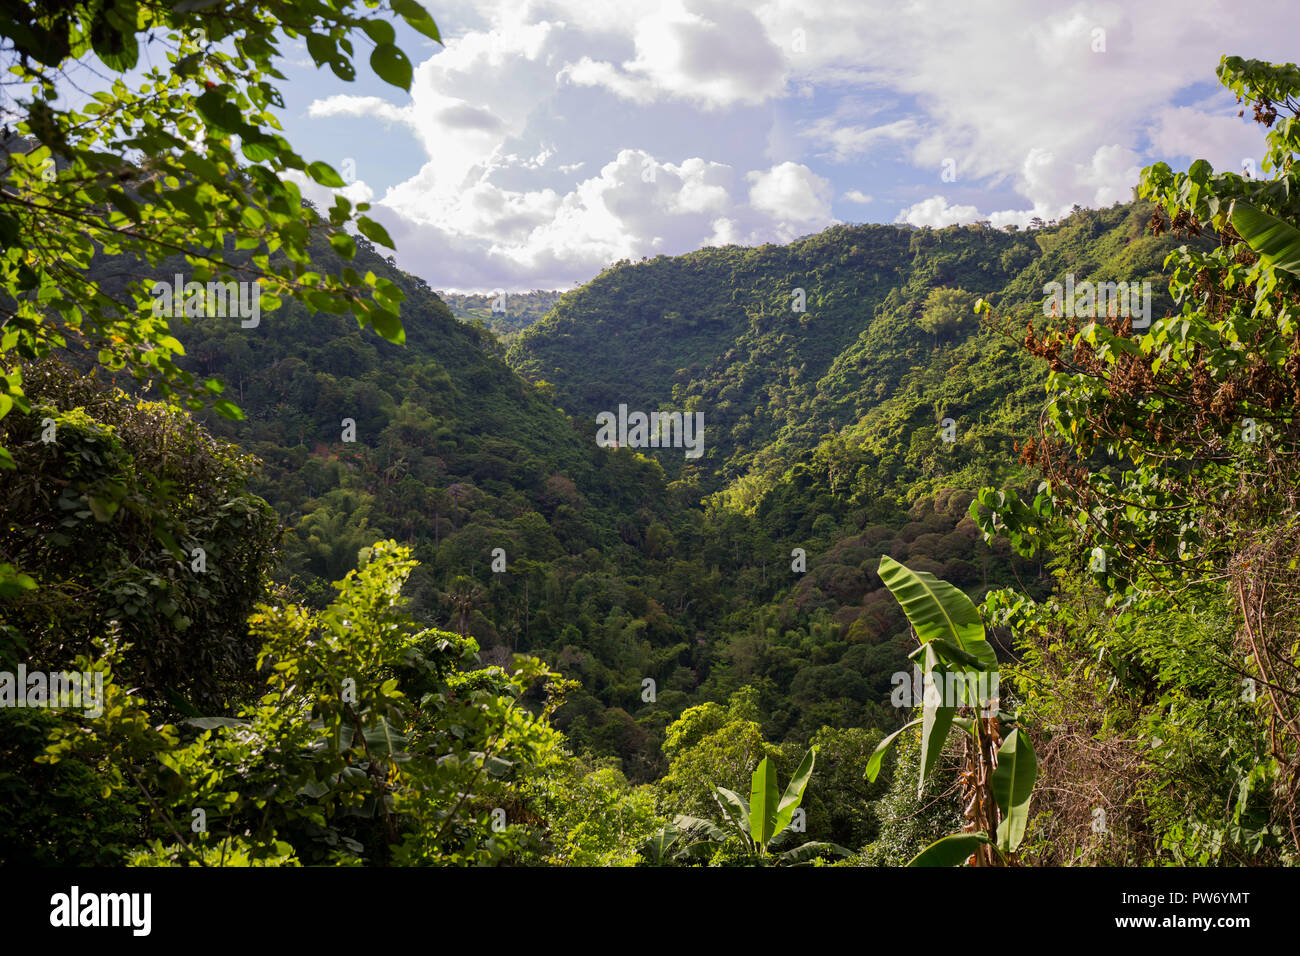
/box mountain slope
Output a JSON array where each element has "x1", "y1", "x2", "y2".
[
  {"x1": 509, "y1": 203, "x2": 1188, "y2": 500},
  {"x1": 115, "y1": 202, "x2": 1202, "y2": 778}
]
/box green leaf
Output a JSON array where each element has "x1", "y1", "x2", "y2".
[
  {"x1": 193, "y1": 89, "x2": 243, "y2": 134},
  {"x1": 91, "y1": 18, "x2": 139, "y2": 72},
  {"x1": 308, "y1": 161, "x2": 347, "y2": 188},
  {"x1": 0, "y1": 564, "x2": 37, "y2": 597},
  {"x1": 369, "y1": 308, "x2": 405, "y2": 344},
  {"x1": 773, "y1": 747, "x2": 816, "y2": 836},
  {"x1": 640, "y1": 824, "x2": 680, "y2": 863},
  {"x1": 330, "y1": 232, "x2": 357, "y2": 259},
  {"x1": 328, "y1": 57, "x2": 357, "y2": 82},
  {"x1": 919, "y1": 645, "x2": 955, "y2": 794},
  {"x1": 991, "y1": 728, "x2": 1038, "y2": 853},
  {"x1": 362, "y1": 19, "x2": 397, "y2": 46},
  {"x1": 305, "y1": 33, "x2": 335, "y2": 66},
  {"x1": 877, "y1": 555, "x2": 997, "y2": 670},
  {"x1": 952, "y1": 716, "x2": 977, "y2": 735},
  {"x1": 356, "y1": 216, "x2": 395, "y2": 249},
  {"x1": 777, "y1": 841, "x2": 852, "y2": 865},
  {"x1": 297, "y1": 779, "x2": 331, "y2": 799},
  {"x1": 184, "y1": 717, "x2": 249, "y2": 730},
  {"x1": 483, "y1": 755, "x2": 512, "y2": 777},
  {"x1": 907, "y1": 831, "x2": 990, "y2": 867},
  {"x1": 1231, "y1": 201, "x2": 1300, "y2": 278},
  {"x1": 370, "y1": 43, "x2": 413, "y2": 90},
  {"x1": 672, "y1": 814, "x2": 729, "y2": 845},
  {"x1": 749, "y1": 756, "x2": 780, "y2": 847},
  {"x1": 391, "y1": 0, "x2": 443, "y2": 42},
  {"x1": 928, "y1": 637, "x2": 988, "y2": 671},
  {"x1": 0, "y1": 211, "x2": 20, "y2": 246},
  {"x1": 363, "y1": 717, "x2": 409, "y2": 755},
  {"x1": 87, "y1": 495, "x2": 120, "y2": 522},
  {"x1": 712, "y1": 786, "x2": 750, "y2": 843},
  {"x1": 865, "y1": 717, "x2": 921, "y2": 782},
  {"x1": 214, "y1": 399, "x2": 245, "y2": 420},
  {"x1": 152, "y1": 526, "x2": 186, "y2": 561}
]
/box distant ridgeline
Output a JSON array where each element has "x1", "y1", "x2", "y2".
[{"x1": 438, "y1": 288, "x2": 563, "y2": 339}]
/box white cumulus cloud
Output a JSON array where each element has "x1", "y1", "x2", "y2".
[
  {"x1": 747, "y1": 162, "x2": 833, "y2": 224},
  {"x1": 896, "y1": 195, "x2": 982, "y2": 228},
  {"x1": 292, "y1": 0, "x2": 1299, "y2": 288}
]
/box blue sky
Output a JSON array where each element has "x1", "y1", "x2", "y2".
[{"x1": 262, "y1": 1, "x2": 1298, "y2": 290}]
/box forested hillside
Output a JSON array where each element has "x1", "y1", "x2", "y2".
[
  {"x1": 3, "y1": 0, "x2": 1299, "y2": 875},
  {"x1": 438, "y1": 289, "x2": 560, "y2": 340},
  {"x1": 183, "y1": 203, "x2": 1190, "y2": 776},
  {"x1": 509, "y1": 204, "x2": 1183, "y2": 498}
]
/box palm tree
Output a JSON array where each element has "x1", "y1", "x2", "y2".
[{"x1": 445, "y1": 575, "x2": 482, "y2": 636}]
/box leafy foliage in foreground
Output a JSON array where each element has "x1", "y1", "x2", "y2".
[
  {"x1": 670, "y1": 747, "x2": 849, "y2": 865},
  {"x1": 38, "y1": 542, "x2": 574, "y2": 866},
  {"x1": 975, "y1": 54, "x2": 1300, "y2": 864},
  {"x1": 0, "y1": 359, "x2": 277, "y2": 713},
  {"x1": 0, "y1": 0, "x2": 437, "y2": 535},
  {"x1": 867, "y1": 557, "x2": 1036, "y2": 866}
]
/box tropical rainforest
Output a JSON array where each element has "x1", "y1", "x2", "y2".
[{"x1": 2, "y1": 1, "x2": 1300, "y2": 869}]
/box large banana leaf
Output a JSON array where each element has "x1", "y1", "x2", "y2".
[
  {"x1": 672, "y1": 814, "x2": 729, "y2": 844},
  {"x1": 712, "y1": 786, "x2": 751, "y2": 847},
  {"x1": 749, "y1": 757, "x2": 780, "y2": 846},
  {"x1": 675, "y1": 840, "x2": 720, "y2": 862},
  {"x1": 991, "y1": 728, "x2": 1038, "y2": 853},
  {"x1": 777, "y1": 840, "x2": 853, "y2": 865},
  {"x1": 1232, "y1": 201, "x2": 1300, "y2": 278},
  {"x1": 773, "y1": 747, "x2": 816, "y2": 836},
  {"x1": 918, "y1": 644, "x2": 955, "y2": 794},
  {"x1": 865, "y1": 717, "x2": 922, "y2": 782},
  {"x1": 640, "y1": 824, "x2": 681, "y2": 864},
  {"x1": 185, "y1": 716, "x2": 249, "y2": 729},
  {"x1": 907, "y1": 831, "x2": 990, "y2": 867},
  {"x1": 877, "y1": 555, "x2": 997, "y2": 671},
  {"x1": 363, "y1": 717, "x2": 409, "y2": 755},
  {"x1": 669, "y1": 815, "x2": 728, "y2": 862}
]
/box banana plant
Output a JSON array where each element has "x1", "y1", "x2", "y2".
[
  {"x1": 668, "y1": 747, "x2": 850, "y2": 865},
  {"x1": 637, "y1": 822, "x2": 716, "y2": 866},
  {"x1": 1231, "y1": 201, "x2": 1300, "y2": 278},
  {"x1": 866, "y1": 556, "x2": 1038, "y2": 866}
]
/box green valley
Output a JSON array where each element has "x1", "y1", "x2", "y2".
[{"x1": 2, "y1": 0, "x2": 1299, "y2": 881}]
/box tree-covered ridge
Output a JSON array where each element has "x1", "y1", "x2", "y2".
[
  {"x1": 438, "y1": 289, "x2": 562, "y2": 340},
  {"x1": 509, "y1": 207, "x2": 1190, "y2": 493}
]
